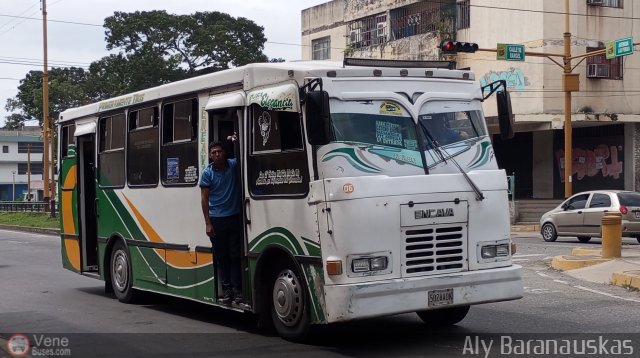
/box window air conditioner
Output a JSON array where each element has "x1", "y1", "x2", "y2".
[{"x1": 587, "y1": 64, "x2": 609, "y2": 78}]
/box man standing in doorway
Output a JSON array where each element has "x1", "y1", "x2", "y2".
[{"x1": 200, "y1": 138, "x2": 243, "y2": 305}]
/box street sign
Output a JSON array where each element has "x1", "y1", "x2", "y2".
[
  {"x1": 606, "y1": 37, "x2": 633, "y2": 59},
  {"x1": 497, "y1": 43, "x2": 525, "y2": 61}
]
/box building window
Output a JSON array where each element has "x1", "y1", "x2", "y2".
[
  {"x1": 348, "y1": 13, "x2": 387, "y2": 48},
  {"x1": 457, "y1": 0, "x2": 470, "y2": 29},
  {"x1": 98, "y1": 113, "x2": 126, "y2": 187},
  {"x1": 128, "y1": 106, "x2": 159, "y2": 186},
  {"x1": 586, "y1": 46, "x2": 623, "y2": 80},
  {"x1": 18, "y1": 162, "x2": 43, "y2": 175},
  {"x1": 312, "y1": 37, "x2": 331, "y2": 60},
  {"x1": 587, "y1": 0, "x2": 623, "y2": 8},
  {"x1": 18, "y1": 142, "x2": 43, "y2": 153},
  {"x1": 386, "y1": 2, "x2": 454, "y2": 45},
  {"x1": 161, "y1": 98, "x2": 198, "y2": 186},
  {"x1": 2, "y1": 145, "x2": 8, "y2": 153}
]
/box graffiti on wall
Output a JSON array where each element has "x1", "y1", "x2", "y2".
[
  {"x1": 480, "y1": 68, "x2": 529, "y2": 92},
  {"x1": 554, "y1": 145, "x2": 623, "y2": 183}
]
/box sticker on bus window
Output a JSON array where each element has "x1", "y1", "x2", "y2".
[
  {"x1": 184, "y1": 166, "x2": 198, "y2": 183},
  {"x1": 379, "y1": 101, "x2": 403, "y2": 116},
  {"x1": 375, "y1": 121, "x2": 403, "y2": 147},
  {"x1": 167, "y1": 158, "x2": 179, "y2": 180}
]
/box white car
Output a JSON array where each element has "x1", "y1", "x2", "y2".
[{"x1": 540, "y1": 190, "x2": 640, "y2": 243}]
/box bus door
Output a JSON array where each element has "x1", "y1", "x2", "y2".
[
  {"x1": 77, "y1": 134, "x2": 99, "y2": 272},
  {"x1": 204, "y1": 91, "x2": 248, "y2": 301}
]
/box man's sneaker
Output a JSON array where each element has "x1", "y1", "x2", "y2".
[
  {"x1": 232, "y1": 289, "x2": 245, "y2": 305},
  {"x1": 219, "y1": 290, "x2": 233, "y2": 305}
]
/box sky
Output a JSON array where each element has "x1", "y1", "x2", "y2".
[{"x1": 0, "y1": 0, "x2": 330, "y2": 126}]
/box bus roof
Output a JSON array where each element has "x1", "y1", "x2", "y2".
[{"x1": 58, "y1": 60, "x2": 475, "y2": 123}]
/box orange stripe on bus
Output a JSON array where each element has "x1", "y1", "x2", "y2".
[
  {"x1": 123, "y1": 195, "x2": 212, "y2": 268},
  {"x1": 61, "y1": 165, "x2": 76, "y2": 236},
  {"x1": 64, "y1": 237, "x2": 81, "y2": 271}
]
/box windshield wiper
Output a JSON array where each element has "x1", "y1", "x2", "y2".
[{"x1": 418, "y1": 120, "x2": 485, "y2": 201}]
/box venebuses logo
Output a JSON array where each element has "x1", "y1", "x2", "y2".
[{"x1": 7, "y1": 334, "x2": 30, "y2": 357}]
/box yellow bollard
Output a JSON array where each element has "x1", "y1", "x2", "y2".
[{"x1": 601, "y1": 212, "x2": 622, "y2": 258}]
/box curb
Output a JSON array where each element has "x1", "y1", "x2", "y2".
[
  {"x1": 571, "y1": 247, "x2": 601, "y2": 256},
  {"x1": 511, "y1": 224, "x2": 539, "y2": 232},
  {"x1": 551, "y1": 255, "x2": 611, "y2": 271},
  {"x1": 611, "y1": 270, "x2": 640, "y2": 290},
  {"x1": 0, "y1": 224, "x2": 59, "y2": 235}
]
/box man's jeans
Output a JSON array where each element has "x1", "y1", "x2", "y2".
[{"x1": 209, "y1": 214, "x2": 242, "y2": 293}]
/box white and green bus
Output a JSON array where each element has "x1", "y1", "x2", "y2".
[{"x1": 57, "y1": 59, "x2": 523, "y2": 340}]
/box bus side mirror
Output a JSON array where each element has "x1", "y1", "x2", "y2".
[
  {"x1": 304, "y1": 91, "x2": 331, "y2": 146},
  {"x1": 497, "y1": 90, "x2": 514, "y2": 140}
]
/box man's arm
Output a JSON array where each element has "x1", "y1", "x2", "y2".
[{"x1": 201, "y1": 187, "x2": 214, "y2": 237}]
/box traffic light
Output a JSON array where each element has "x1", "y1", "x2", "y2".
[{"x1": 440, "y1": 41, "x2": 479, "y2": 54}]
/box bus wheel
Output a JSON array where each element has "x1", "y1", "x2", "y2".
[
  {"x1": 110, "y1": 240, "x2": 137, "y2": 303},
  {"x1": 270, "y1": 267, "x2": 310, "y2": 341},
  {"x1": 416, "y1": 305, "x2": 470, "y2": 326}
]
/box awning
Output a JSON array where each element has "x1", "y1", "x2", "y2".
[
  {"x1": 74, "y1": 121, "x2": 96, "y2": 137},
  {"x1": 205, "y1": 91, "x2": 246, "y2": 111},
  {"x1": 248, "y1": 83, "x2": 299, "y2": 113}
]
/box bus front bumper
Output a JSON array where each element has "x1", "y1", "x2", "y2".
[{"x1": 322, "y1": 265, "x2": 523, "y2": 323}]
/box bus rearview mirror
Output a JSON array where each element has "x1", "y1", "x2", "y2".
[
  {"x1": 304, "y1": 91, "x2": 331, "y2": 146},
  {"x1": 497, "y1": 90, "x2": 514, "y2": 140}
]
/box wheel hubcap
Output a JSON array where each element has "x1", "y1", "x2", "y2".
[
  {"x1": 112, "y1": 249, "x2": 128, "y2": 292},
  {"x1": 272, "y1": 269, "x2": 303, "y2": 327},
  {"x1": 543, "y1": 226, "x2": 552, "y2": 239}
]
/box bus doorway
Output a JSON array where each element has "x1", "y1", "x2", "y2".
[{"x1": 77, "y1": 135, "x2": 98, "y2": 272}]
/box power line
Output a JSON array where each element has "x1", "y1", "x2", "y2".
[
  {"x1": 0, "y1": 13, "x2": 102, "y2": 27},
  {"x1": 0, "y1": 55, "x2": 91, "y2": 66}
]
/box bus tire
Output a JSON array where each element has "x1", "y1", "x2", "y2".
[
  {"x1": 270, "y1": 265, "x2": 310, "y2": 341},
  {"x1": 416, "y1": 305, "x2": 470, "y2": 326},
  {"x1": 110, "y1": 240, "x2": 137, "y2": 303}
]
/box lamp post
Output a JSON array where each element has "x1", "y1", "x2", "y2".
[{"x1": 12, "y1": 171, "x2": 16, "y2": 202}]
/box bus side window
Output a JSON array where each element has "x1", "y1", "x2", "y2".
[
  {"x1": 61, "y1": 124, "x2": 75, "y2": 158},
  {"x1": 247, "y1": 105, "x2": 309, "y2": 197},
  {"x1": 98, "y1": 113, "x2": 126, "y2": 188},
  {"x1": 161, "y1": 98, "x2": 199, "y2": 186},
  {"x1": 127, "y1": 106, "x2": 159, "y2": 187}
]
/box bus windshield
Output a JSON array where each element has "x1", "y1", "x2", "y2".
[
  {"x1": 330, "y1": 100, "x2": 420, "y2": 152},
  {"x1": 418, "y1": 109, "x2": 486, "y2": 148}
]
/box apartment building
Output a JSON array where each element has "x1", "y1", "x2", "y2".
[
  {"x1": 301, "y1": 0, "x2": 639, "y2": 199},
  {"x1": 0, "y1": 128, "x2": 44, "y2": 201}
]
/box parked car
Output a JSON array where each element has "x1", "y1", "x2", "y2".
[{"x1": 540, "y1": 190, "x2": 640, "y2": 243}]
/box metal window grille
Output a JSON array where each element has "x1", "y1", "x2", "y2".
[{"x1": 457, "y1": 0, "x2": 470, "y2": 29}]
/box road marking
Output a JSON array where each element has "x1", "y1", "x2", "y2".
[
  {"x1": 513, "y1": 254, "x2": 545, "y2": 257},
  {"x1": 553, "y1": 279, "x2": 568, "y2": 284},
  {"x1": 574, "y1": 285, "x2": 640, "y2": 303},
  {"x1": 512, "y1": 258, "x2": 529, "y2": 262},
  {"x1": 536, "y1": 272, "x2": 553, "y2": 278}
]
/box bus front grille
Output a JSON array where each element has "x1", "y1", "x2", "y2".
[{"x1": 402, "y1": 224, "x2": 467, "y2": 277}]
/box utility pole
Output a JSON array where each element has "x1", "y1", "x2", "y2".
[
  {"x1": 41, "y1": 0, "x2": 51, "y2": 204},
  {"x1": 27, "y1": 143, "x2": 31, "y2": 201},
  {"x1": 12, "y1": 171, "x2": 16, "y2": 202},
  {"x1": 563, "y1": 0, "x2": 573, "y2": 198}
]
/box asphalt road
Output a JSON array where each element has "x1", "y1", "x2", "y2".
[{"x1": 1, "y1": 229, "x2": 639, "y2": 357}]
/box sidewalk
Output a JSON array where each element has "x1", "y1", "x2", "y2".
[{"x1": 511, "y1": 224, "x2": 640, "y2": 291}]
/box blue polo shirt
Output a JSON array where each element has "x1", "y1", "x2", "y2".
[{"x1": 199, "y1": 159, "x2": 241, "y2": 218}]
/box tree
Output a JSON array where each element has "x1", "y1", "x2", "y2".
[
  {"x1": 5, "y1": 67, "x2": 89, "y2": 127},
  {"x1": 104, "y1": 10, "x2": 269, "y2": 74}
]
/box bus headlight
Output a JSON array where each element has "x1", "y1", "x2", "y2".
[
  {"x1": 347, "y1": 252, "x2": 392, "y2": 277},
  {"x1": 478, "y1": 241, "x2": 511, "y2": 262}
]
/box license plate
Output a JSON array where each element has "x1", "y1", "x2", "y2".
[
  {"x1": 428, "y1": 288, "x2": 454, "y2": 307},
  {"x1": 635, "y1": 212, "x2": 640, "y2": 219}
]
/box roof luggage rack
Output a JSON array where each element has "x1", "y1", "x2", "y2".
[{"x1": 343, "y1": 57, "x2": 456, "y2": 70}]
